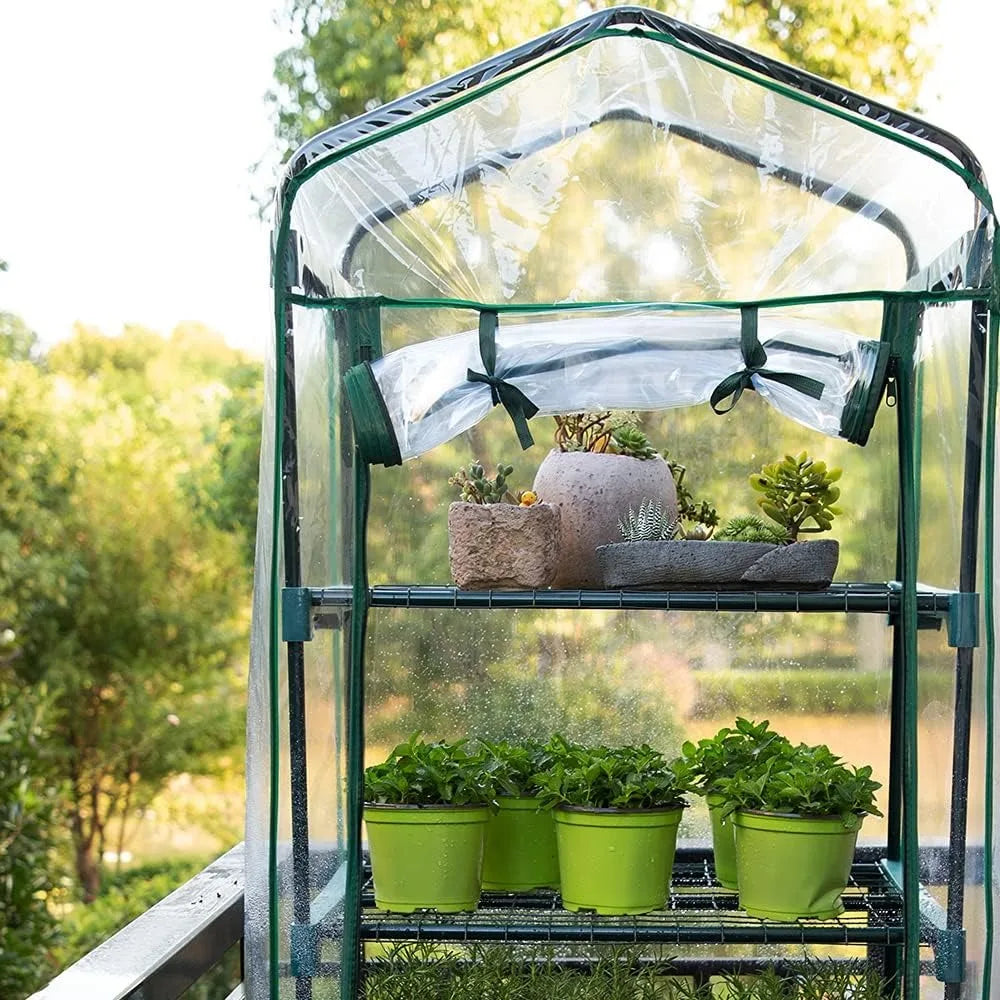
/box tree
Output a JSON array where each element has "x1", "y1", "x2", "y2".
[
  {"x1": 268, "y1": 0, "x2": 933, "y2": 165},
  {"x1": 3, "y1": 325, "x2": 250, "y2": 901}
]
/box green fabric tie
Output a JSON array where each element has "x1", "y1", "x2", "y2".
[
  {"x1": 467, "y1": 310, "x2": 538, "y2": 449},
  {"x1": 710, "y1": 306, "x2": 825, "y2": 414}
]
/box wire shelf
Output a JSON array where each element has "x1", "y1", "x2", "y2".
[
  {"x1": 357, "y1": 860, "x2": 910, "y2": 947},
  {"x1": 310, "y1": 582, "x2": 954, "y2": 616}
]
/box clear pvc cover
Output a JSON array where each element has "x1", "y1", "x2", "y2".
[
  {"x1": 290, "y1": 31, "x2": 982, "y2": 305},
  {"x1": 252, "y1": 8, "x2": 998, "y2": 1000},
  {"x1": 352, "y1": 308, "x2": 886, "y2": 464}
]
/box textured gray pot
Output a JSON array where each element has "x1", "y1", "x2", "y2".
[
  {"x1": 448, "y1": 502, "x2": 560, "y2": 590},
  {"x1": 597, "y1": 539, "x2": 840, "y2": 590},
  {"x1": 532, "y1": 450, "x2": 677, "y2": 588}
]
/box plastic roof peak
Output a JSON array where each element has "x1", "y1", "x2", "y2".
[{"x1": 279, "y1": 3, "x2": 985, "y2": 199}]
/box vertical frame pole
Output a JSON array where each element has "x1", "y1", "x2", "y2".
[
  {"x1": 894, "y1": 301, "x2": 921, "y2": 1000},
  {"x1": 281, "y1": 307, "x2": 314, "y2": 1000},
  {"x1": 943, "y1": 301, "x2": 988, "y2": 1000}
]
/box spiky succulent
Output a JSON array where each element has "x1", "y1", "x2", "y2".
[
  {"x1": 716, "y1": 514, "x2": 788, "y2": 544},
  {"x1": 618, "y1": 498, "x2": 678, "y2": 542}
]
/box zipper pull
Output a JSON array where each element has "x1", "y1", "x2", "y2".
[{"x1": 885, "y1": 358, "x2": 898, "y2": 408}]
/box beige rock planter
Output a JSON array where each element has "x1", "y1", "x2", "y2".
[
  {"x1": 532, "y1": 450, "x2": 677, "y2": 588},
  {"x1": 448, "y1": 502, "x2": 560, "y2": 590}
]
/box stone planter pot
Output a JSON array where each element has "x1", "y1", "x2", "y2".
[
  {"x1": 532, "y1": 450, "x2": 677, "y2": 588},
  {"x1": 596, "y1": 539, "x2": 840, "y2": 590},
  {"x1": 448, "y1": 502, "x2": 560, "y2": 589}
]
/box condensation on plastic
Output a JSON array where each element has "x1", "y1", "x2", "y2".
[
  {"x1": 290, "y1": 32, "x2": 980, "y2": 306},
  {"x1": 362, "y1": 309, "x2": 883, "y2": 462}
]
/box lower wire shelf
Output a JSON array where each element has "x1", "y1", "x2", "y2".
[{"x1": 358, "y1": 859, "x2": 912, "y2": 947}]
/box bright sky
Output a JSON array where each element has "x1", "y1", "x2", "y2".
[{"x1": 0, "y1": 1, "x2": 997, "y2": 359}]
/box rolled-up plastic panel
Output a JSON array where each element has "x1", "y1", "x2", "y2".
[{"x1": 344, "y1": 310, "x2": 888, "y2": 465}]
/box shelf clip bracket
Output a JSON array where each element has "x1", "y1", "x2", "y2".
[
  {"x1": 282, "y1": 586, "x2": 314, "y2": 643},
  {"x1": 946, "y1": 591, "x2": 979, "y2": 648}
]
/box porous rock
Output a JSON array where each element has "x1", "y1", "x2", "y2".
[{"x1": 448, "y1": 502, "x2": 561, "y2": 590}]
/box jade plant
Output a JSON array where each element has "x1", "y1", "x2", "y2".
[
  {"x1": 552, "y1": 412, "x2": 657, "y2": 459},
  {"x1": 681, "y1": 718, "x2": 791, "y2": 796},
  {"x1": 749, "y1": 452, "x2": 843, "y2": 542},
  {"x1": 449, "y1": 462, "x2": 537, "y2": 506},
  {"x1": 364, "y1": 734, "x2": 494, "y2": 806},
  {"x1": 617, "y1": 498, "x2": 678, "y2": 542},
  {"x1": 716, "y1": 740, "x2": 882, "y2": 827},
  {"x1": 478, "y1": 739, "x2": 559, "y2": 798},
  {"x1": 535, "y1": 737, "x2": 695, "y2": 810}
]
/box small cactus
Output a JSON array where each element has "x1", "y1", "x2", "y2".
[
  {"x1": 618, "y1": 499, "x2": 678, "y2": 542},
  {"x1": 449, "y1": 462, "x2": 517, "y2": 504}
]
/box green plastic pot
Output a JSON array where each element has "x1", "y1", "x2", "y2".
[
  {"x1": 554, "y1": 805, "x2": 684, "y2": 915},
  {"x1": 482, "y1": 796, "x2": 559, "y2": 891},
  {"x1": 364, "y1": 804, "x2": 489, "y2": 912},
  {"x1": 732, "y1": 810, "x2": 861, "y2": 920},
  {"x1": 706, "y1": 793, "x2": 738, "y2": 890}
]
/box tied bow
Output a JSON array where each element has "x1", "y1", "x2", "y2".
[
  {"x1": 467, "y1": 311, "x2": 538, "y2": 449},
  {"x1": 710, "y1": 306, "x2": 825, "y2": 415}
]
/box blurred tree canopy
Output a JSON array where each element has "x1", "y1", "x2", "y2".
[
  {"x1": 269, "y1": 0, "x2": 933, "y2": 164},
  {"x1": 0, "y1": 321, "x2": 262, "y2": 906}
]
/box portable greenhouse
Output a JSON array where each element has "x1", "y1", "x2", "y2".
[{"x1": 247, "y1": 6, "x2": 999, "y2": 998}]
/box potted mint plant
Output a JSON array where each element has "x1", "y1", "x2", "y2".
[
  {"x1": 718, "y1": 741, "x2": 882, "y2": 920},
  {"x1": 363, "y1": 734, "x2": 494, "y2": 912},
  {"x1": 478, "y1": 739, "x2": 560, "y2": 891},
  {"x1": 681, "y1": 718, "x2": 791, "y2": 890},
  {"x1": 535, "y1": 737, "x2": 694, "y2": 914}
]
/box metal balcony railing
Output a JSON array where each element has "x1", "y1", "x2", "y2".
[{"x1": 30, "y1": 843, "x2": 244, "y2": 1000}]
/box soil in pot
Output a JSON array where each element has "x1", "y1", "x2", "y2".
[
  {"x1": 532, "y1": 451, "x2": 677, "y2": 588},
  {"x1": 706, "y1": 793, "x2": 738, "y2": 891},
  {"x1": 364, "y1": 804, "x2": 490, "y2": 912},
  {"x1": 448, "y1": 502, "x2": 560, "y2": 589},
  {"x1": 553, "y1": 805, "x2": 683, "y2": 914},
  {"x1": 482, "y1": 796, "x2": 559, "y2": 891},
  {"x1": 732, "y1": 810, "x2": 860, "y2": 920}
]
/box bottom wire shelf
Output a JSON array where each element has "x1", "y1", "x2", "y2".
[{"x1": 359, "y1": 860, "x2": 910, "y2": 947}]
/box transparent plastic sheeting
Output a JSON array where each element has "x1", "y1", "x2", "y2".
[
  {"x1": 291, "y1": 32, "x2": 981, "y2": 305},
  {"x1": 344, "y1": 310, "x2": 886, "y2": 465}
]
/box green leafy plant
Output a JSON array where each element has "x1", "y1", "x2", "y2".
[
  {"x1": 749, "y1": 452, "x2": 843, "y2": 542},
  {"x1": 717, "y1": 740, "x2": 882, "y2": 827},
  {"x1": 449, "y1": 462, "x2": 517, "y2": 504},
  {"x1": 535, "y1": 737, "x2": 695, "y2": 810},
  {"x1": 715, "y1": 514, "x2": 788, "y2": 544},
  {"x1": 681, "y1": 718, "x2": 791, "y2": 795},
  {"x1": 364, "y1": 733, "x2": 494, "y2": 806},
  {"x1": 617, "y1": 498, "x2": 678, "y2": 542},
  {"x1": 478, "y1": 739, "x2": 560, "y2": 798},
  {"x1": 665, "y1": 454, "x2": 719, "y2": 539}
]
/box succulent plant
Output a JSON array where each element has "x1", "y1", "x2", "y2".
[
  {"x1": 449, "y1": 462, "x2": 517, "y2": 504},
  {"x1": 665, "y1": 454, "x2": 719, "y2": 539},
  {"x1": 608, "y1": 424, "x2": 658, "y2": 460},
  {"x1": 749, "y1": 452, "x2": 843, "y2": 542},
  {"x1": 716, "y1": 514, "x2": 789, "y2": 544},
  {"x1": 553, "y1": 411, "x2": 657, "y2": 460},
  {"x1": 618, "y1": 498, "x2": 678, "y2": 542}
]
